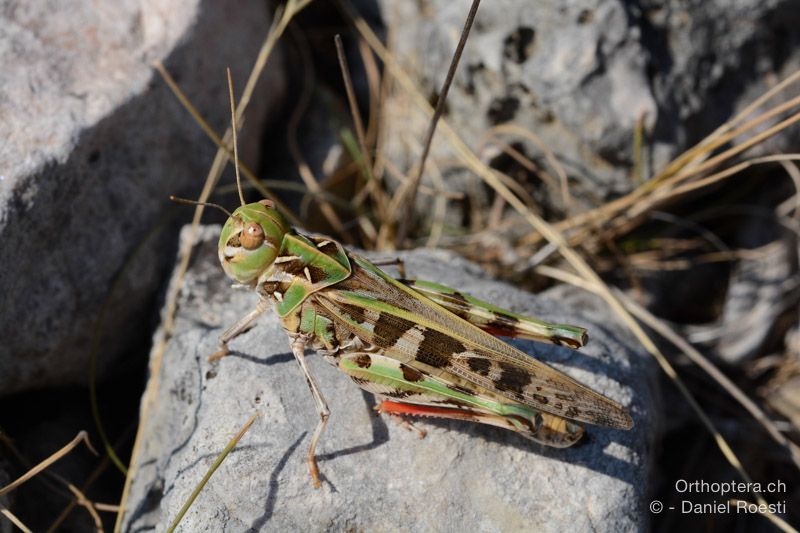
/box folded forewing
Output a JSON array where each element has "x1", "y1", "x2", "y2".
[{"x1": 314, "y1": 255, "x2": 633, "y2": 429}]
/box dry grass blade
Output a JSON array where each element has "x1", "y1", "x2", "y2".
[
  {"x1": 777, "y1": 160, "x2": 800, "y2": 218},
  {"x1": 534, "y1": 71, "x2": 800, "y2": 247},
  {"x1": 657, "y1": 71, "x2": 800, "y2": 182},
  {"x1": 666, "y1": 108, "x2": 800, "y2": 186},
  {"x1": 285, "y1": 25, "x2": 353, "y2": 242},
  {"x1": 227, "y1": 68, "x2": 245, "y2": 207},
  {"x1": 0, "y1": 431, "x2": 97, "y2": 497},
  {"x1": 728, "y1": 499, "x2": 797, "y2": 533},
  {"x1": 66, "y1": 483, "x2": 103, "y2": 533},
  {"x1": 680, "y1": 153, "x2": 800, "y2": 196},
  {"x1": 559, "y1": 154, "x2": 800, "y2": 247},
  {"x1": 535, "y1": 265, "x2": 782, "y2": 512},
  {"x1": 486, "y1": 123, "x2": 573, "y2": 208},
  {"x1": 358, "y1": 38, "x2": 382, "y2": 153},
  {"x1": 1, "y1": 508, "x2": 33, "y2": 533},
  {"x1": 393, "y1": 0, "x2": 482, "y2": 247},
  {"x1": 153, "y1": 62, "x2": 298, "y2": 224},
  {"x1": 613, "y1": 286, "x2": 800, "y2": 469},
  {"x1": 165, "y1": 413, "x2": 259, "y2": 533},
  {"x1": 94, "y1": 503, "x2": 120, "y2": 513},
  {"x1": 477, "y1": 132, "x2": 560, "y2": 196},
  {"x1": 47, "y1": 425, "x2": 133, "y2": 533},
  {"x1": 335, "y1": 33, "x2": 388, "y2": 222},
  {"x1": 115, "y1": 5, "x2": 314, "y2": 531}
]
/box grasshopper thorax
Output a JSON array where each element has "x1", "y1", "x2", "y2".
[{"x1": 218, "y1": 199, "x2": 290, "y2": 284}]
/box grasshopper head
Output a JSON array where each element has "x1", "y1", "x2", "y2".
[{"x1": 218, "y1": 199, "x2": 290, "y2": 284}]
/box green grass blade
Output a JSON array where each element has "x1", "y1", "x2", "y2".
[{"x1": 166, "y1": 412, "x2": 259, "y2": 533}]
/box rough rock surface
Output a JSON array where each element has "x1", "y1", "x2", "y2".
[
  {"x1": 378, "y1": 0, "x2": 657, "y2": 214},
  {"x1": 377, "y1": 0, "x2": 799, "y2": 218},
  {"x1": 122, "y1": 225, "x2": 658, "y2": 532},
  {"x1": 0, "y1": 0, "x2": 284, "y2": 394}
]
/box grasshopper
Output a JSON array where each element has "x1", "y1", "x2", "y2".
[{"x1": 206, "y1": 198, "x2": 633, "y2": 488}]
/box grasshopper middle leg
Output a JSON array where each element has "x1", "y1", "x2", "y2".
[{"x1": 289, "y1": 334, "x2": 330, "y2": 488}]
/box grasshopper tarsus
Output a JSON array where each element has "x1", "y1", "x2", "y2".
[
  {"x1": 208, "y1": 347, "x2": 229, "y2": 362},
  {"x1": 370, "y1": 257, "x2": 407, "y2": 279},
  {"x1": 308, "y1": 459, "x2": 322, "y2": 489}
]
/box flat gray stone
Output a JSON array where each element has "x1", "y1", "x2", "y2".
[
  {"x1": 122, "y1": 225, "x2": 658, "y2": 532},
  {"x1": 0, "y1": 0, "x2": 284, "y2": 394}
]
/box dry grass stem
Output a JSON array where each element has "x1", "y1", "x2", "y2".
[
  {"x1": 286, "y1": 26, "x2": 353, "y2": 241},
  {"x1": 486, "y1": 123, "x2": 573, "y2": 207},
  {"x1": 1, "y1": 508, "x2": 33, "y2": 533},
  {"x1": 334, "y1": 34, "x2": 389, "y2": 223},
  {"x1": 66, "y1": 484, "x2": 103, "y2": 532},
  {"x1": 0, "y1": 431, "x2": 96, "y2": 498},
  {"x1": 394, "y1": 0, "x2": 482, "y2": 247}
]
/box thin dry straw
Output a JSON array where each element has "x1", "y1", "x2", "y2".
[
  {"x1": 153, "y1": 62, "x2": 297, "y2": 223},
  {"x1": 0, "y1": 431, "x2": 96, "y2": 497},
  {"x1": 534, "y1": 265, "x2": 793, "y2": 532},
  {"x1": 393, "y1": 0, "x2": 482, "y2": 248},
  {"x1": 334, "y1": 33, "x2": 388, "y2": 221},
  {"x1": 1, "y1": 508, "x2": 32, "y2": 533},
  {"x1": 285, "y1": 24, "x2": 352, "y2": 241}
]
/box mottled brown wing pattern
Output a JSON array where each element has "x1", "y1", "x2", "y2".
[{"x1": 315, "y1": 254, "x2": 633, "y2": 430}]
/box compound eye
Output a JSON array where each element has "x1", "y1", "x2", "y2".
[{"x1": 241, "y1": 222, "x2": 265, "y2": 249}]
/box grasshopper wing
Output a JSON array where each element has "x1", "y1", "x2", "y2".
[{"x1": 314, "y1": 254, "x2": 633, "y2": 430}]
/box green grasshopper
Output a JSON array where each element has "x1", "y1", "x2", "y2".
[{"x1": 205, "y1": 198, "x2": 633, "y2": 488}]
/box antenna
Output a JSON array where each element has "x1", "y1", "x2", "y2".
[
  {"x1": 169, "y1": 195, "x2": 234, "y2": 218},
  {"x1": 227, "y1": 67, "x2": 245, "y2": 206}
]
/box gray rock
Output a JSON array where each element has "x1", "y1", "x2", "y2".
[
  {"x1": 0, "y1": 0, "x2": 284, "y2": 394},
  {"x1": 122, "y1": 225, "x2": 658, "y2": 532},
  {"x1": 641, "y1": 0, "x2": 800, "y2": 154},
  {"x1": 378, "y1": 0, "x2": 657, "y2": 218},
  {"x1": 376, "y1": 0, "x2": 799, "y2": 225}
]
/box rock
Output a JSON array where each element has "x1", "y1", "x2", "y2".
[
  {"x1": 121, "y1": 225, "x2": 658, "y2": 532},
  {"x1": 378, "y1": 0, "x2": 657, "y2": 220},
  {"x1": 640, "y1": 0, "x2": 800, "y2": 153},
  {"x1": 0, "y1": 0, "x2": 285, "y2": 394},
  {"x1": 375, "y1": 0, "x2": 799, "y2": 227}
]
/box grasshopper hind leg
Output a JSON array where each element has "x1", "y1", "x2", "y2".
[
  {"x1": 339, "y1": 352, "x2": 584, "y2": 448},
  {"x1": 401, "y1": 279, "x2": 588, "y2": 349}
]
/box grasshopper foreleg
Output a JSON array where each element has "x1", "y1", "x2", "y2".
[
  {"x1": 289, "y1": 334, "x2": 330, "y2": 489},
  {"x1": 209, "y1": 299, "x2": 271, "y2": 362}
]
